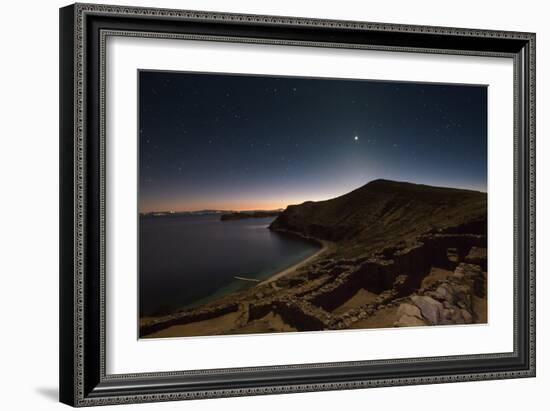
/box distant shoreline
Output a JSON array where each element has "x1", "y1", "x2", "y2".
[
  {"x1": 140, "y1": 209, "x2": 283, "y2": 219},
  {"x1": 220, "y1": 210, "x2": 281, "y2": 221}
]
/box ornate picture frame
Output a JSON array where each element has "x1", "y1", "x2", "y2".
[{"x1": 59, "y1": 3, "x2": 535, "y2": 407}]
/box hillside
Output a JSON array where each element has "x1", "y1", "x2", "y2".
[{"x1": 270, "y1": 179, "x2": 487, "y2": 256}]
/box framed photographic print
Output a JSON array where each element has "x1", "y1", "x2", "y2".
[{"x1": 59, "y1": 3, "x2": 536, "y2": 407}]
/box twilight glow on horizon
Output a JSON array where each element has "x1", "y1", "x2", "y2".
[{"x1": 139, "y1": 71, "x2": 487, "y2": 213}]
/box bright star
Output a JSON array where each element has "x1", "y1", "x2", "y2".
[{"x1": 354, "y1": 136, "x2": 359, "y2": 141}]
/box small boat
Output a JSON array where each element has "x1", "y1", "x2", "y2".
[{"x1": 233, "y1": 276, "x2": 260, "y2": 283}]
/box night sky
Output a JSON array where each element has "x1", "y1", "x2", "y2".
[{"x1": 139, "y1": 71, "x2": 487, "y2": 213}]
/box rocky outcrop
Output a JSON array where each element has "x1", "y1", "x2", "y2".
[
  {"x1": 305, "y1": 235, "x2": 484, "y2": 311},
  {"x1": 394, "y1": 258, "x2": 487, "y2": 327},
  {"x1": 394, "y1": 303, "x2": 427, "y2": 327},
  {"x1": 410, "y1": 296, "x2": 443, "y2": 324}
]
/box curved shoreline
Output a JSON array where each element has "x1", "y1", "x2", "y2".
[
  {"x1": 144, "y1": 227, "x2": 328, "y2": 319},
  {"x1": 260, "y1": 228, "x2": 330, "y2": 285},
  {"x1": 259, "y1": 243, "x2": 328, "y2": 285}
]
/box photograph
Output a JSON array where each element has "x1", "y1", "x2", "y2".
[
  {"x1": 138, "y1": 71, "x2": 488, "y2": 338},
  {"x1": 55, "y1": 2, "x2": 536, "y2": 407}
]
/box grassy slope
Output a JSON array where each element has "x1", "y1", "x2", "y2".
[{"x1": 270, "y1": 179, "x2": 487, "y2": 258}]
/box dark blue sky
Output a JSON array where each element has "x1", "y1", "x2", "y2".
[{"x1": 139, "y1": 71, "x2": 487, "y2": 212}]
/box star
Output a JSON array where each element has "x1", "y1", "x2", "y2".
[{"x1": 354, "y1": 136, "x2": 359, "y2": 141}]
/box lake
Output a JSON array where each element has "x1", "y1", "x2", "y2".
[{"x1": 139, "y1": 214, "x2": 320, "y2": 316}]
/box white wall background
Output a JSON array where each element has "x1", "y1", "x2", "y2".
[{"x1": 0, "y1": 0, "x2": 546, "y2": 409}]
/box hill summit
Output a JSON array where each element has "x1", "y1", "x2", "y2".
[{"x1": 270, "y1": 179, "x2": 486, "y2": 255}]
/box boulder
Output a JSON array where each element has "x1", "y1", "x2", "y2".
[
  {"x1": 429, "y1": 284, "x2": 454, "y2": 304},
  {"x1": 411, "y1": 295, "x2": 444, "y2": 325},
  {"x1": 449, "y1": 283, "x2": 472, "y2": 310},
  {"x1": 397, "y1": 303, "x2": 422, "y2": 319},
  {"x1": 439, "y1": 308, "x2": 456, "y2": 325},
  {"x1": 460, "y1": 309, "x2": 473, "y2": 324},
  {"x1": 438, "y1": 307, "x2": 467, "y2": 325}
]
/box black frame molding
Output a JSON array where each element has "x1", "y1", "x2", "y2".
[{"x1": 60, "y1": 3, "x2": 535, "y2": 407}]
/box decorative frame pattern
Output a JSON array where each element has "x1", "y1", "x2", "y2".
[{"x1": 59, "y1": 3, "x2": 535, "y2": 407}]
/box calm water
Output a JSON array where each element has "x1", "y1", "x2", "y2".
[{"x1": 139, "y1": 215, "x2": 320, "y2": 316}]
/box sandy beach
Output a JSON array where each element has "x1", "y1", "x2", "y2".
[{"x1": 259, "y1": 241, "x2": 329, "y2": 285}]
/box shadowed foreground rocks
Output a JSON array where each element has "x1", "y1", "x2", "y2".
[{"x1": 394, "y1": 262, "x2": 486, "y2": 327}]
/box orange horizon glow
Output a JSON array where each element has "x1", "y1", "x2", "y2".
[
  {"x1": 139, "y1": 179, "x2": 488, "y2": 214},
  {"x1": 139, "y1": 199, "x2": 309, "y2": 214},
  {"x1": 139, "y1": 187, "x2": 350, "y2": 214}
]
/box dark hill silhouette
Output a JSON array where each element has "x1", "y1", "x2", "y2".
[{"x1": 270, "y1": 179, "x2": 486, "y2": 255}]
